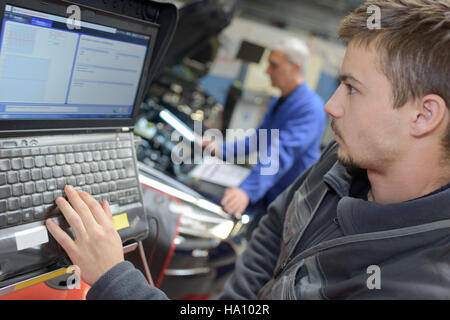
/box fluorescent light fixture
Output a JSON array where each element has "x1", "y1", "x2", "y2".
[
  {"x1": 140, "y1": 174, "x2": 231, "y2": 219},
  {"x1": 159, "y1": 109, "x2": 196, "y2": 142},
  {"x1": 139, "y1": 174, "x2": 198, "y2": 204}
]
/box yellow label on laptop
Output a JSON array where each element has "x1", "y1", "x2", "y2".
[{"x1": 112, "y1": 213, "x2": 130, "y2": 231}]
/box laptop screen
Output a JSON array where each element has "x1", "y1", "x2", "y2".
[{"x1": 0, "y1": 4, "x2": 152, "y2": 120}]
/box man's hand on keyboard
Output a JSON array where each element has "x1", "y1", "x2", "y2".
[{"x1": 45, "y1": 185, "x2": 124, "y2": 286}]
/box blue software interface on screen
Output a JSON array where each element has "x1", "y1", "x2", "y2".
[{"x1": 0, "y1": 5, "x2": 151, "y2": 119}]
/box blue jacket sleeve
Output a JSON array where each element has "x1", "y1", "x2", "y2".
[
  {"x1": 221, "y1": 133, "x2": 257, "y2": 161},
  {"x1": 220, "y1": 99, "x2": 277, "y2": 160},
  {"x1": 239, "y1": 106, "x2": 324, "y2": 204}
]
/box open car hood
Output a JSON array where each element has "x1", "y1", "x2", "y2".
[{"x1": 159, "y1": 0, "x2": 238, "y2": 71}]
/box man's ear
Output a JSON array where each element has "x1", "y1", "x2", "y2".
[
  {"x1": 293, "y1": 62, "x2": 302, "y2": 75},
  {"x1": 410, "y1": 94, "x2": 448, "y2": 138}
]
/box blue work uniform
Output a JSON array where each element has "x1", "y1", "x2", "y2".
[{"x1": 222, "y1": 82, "x2": 326, "y2": 210}]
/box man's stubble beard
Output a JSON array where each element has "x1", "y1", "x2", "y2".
[
  {"x1": 337, "y1": 148, "x2": 363, "y2": 169},
  {"x1": 332, "y1": 119, "x2": 364, "y2": 169}
]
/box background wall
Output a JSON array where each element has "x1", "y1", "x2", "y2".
[{"x1": 198, "y1": 16, "x2": 346, "y2": 146}]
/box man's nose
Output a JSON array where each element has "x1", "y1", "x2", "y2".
[{"x1": 324, "y1": 85, "x2": 345, "y2": 119}]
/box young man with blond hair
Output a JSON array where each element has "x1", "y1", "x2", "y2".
[{"x1": 47, "y1": 0, "x2": 450, "y2": 299}]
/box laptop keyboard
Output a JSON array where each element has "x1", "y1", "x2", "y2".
[{"x1": 0, "y1": 136, "x2": 140, "y2": 229}]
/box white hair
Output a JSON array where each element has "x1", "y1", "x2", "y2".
[{"x1": 270, "y1": 37, "x2": 310, "y2": 76}]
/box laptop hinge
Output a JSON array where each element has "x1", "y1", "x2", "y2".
[{"x1": 121, "y1": 127, "x2": 131, "y2": 132}]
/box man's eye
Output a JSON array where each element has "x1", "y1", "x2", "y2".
[{"x1": 346, "y1": 84, "x2": 357, "y2": 95}]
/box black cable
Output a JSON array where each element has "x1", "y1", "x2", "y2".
[
  {"x1": 147, "y1": 215, "x2": 160, "y2": 268},
  {"x1": 136, "y1": 216, "x2": 160, "y2": 286}
]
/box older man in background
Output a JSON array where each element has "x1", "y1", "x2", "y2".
[{"x1": 204, "y1": 38, "x2": 326, "y2": 217}]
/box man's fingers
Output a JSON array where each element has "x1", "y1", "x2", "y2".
[
  {"x1": 102, "y1": 200, "x2": 113, "y2": 220},
  {"x1": 46, "y1": 218, "x2": 78, "y2": 259},
  {"x1": 235, "y1": 205, "x2": 245, "y2": 217},
  {"x1": 78, "y1": 191, "x2": 111, "y2": 227},
  {"x1": 64, "y1": 185, "x2": 98, "y2": 231},
  {"x1": 222, "y1": 191, "x2": 244, "y2": 214},
  {"x1": 222, "y1": 193, "x2": 246, "y2": 217},
  {"x1": 225, "y1": 205, "x2": 241, "y2": 217},
  {"x1": 224, "y1": 205, "x2": 237, "y2": 215},
  {"x1": 224, "y1": 198, "x2": 241, "y2": 214},
  {"x1": 55, "y1": 197, "x2": 87, "y2": 240},
  {"x1": 201, "y1": 139, "x2": 210, "y2": 148},
  {"x1": 221, "y1": 190, "x2": 235, "y2": 206},
  {"x1": 224, "y1": 198, "x2": 240, "y2": 212},
  {"x1": 204, "y1": 143, "x2": 218, "y2": 156}
]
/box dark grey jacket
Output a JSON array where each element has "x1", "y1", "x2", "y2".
[
  {"x1": 221, "y1": 141, "x2": 450, "y2": 299},
  {"x1": 87, "y1": 142, "x2": 450, "y2": 299}
]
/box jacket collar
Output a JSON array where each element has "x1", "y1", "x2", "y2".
[
  {"x1": 323, "y1": 161, "x2": 353, "y2": 198},
  {"x1": 322, "y1": 159, "x2": 450, "y2": 235},
  {"x1": 337, "y1": 188, "x2": 450, "y2": 235},
  {"x1": 284, "y1": 82, "x2": 307, "y2": 101},
  {"x1": 272, "y1": 82, "x2": 308, "y2": 110}
]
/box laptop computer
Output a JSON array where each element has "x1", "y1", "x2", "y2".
[{"x1": 0, "y1": 0, "x2": 169, "y2": 289}]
